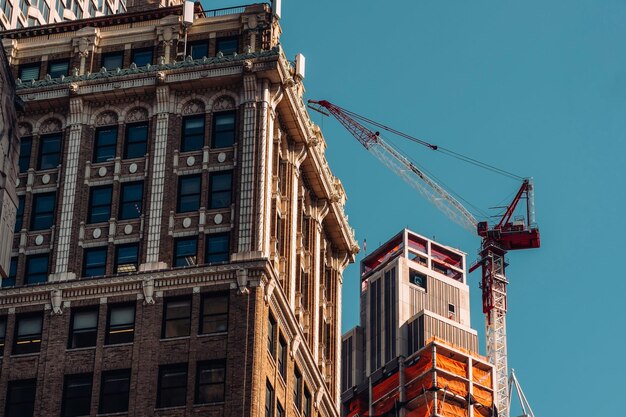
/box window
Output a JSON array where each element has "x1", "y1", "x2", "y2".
[
  {"x1": 277, "y1": 401, "x2": 285, "y2": 417},
  {"x1": 162, "y1": 297, "x2": 191, "y2": 338},
  {"x1": 196, "y1": 360, "x2": 225, "y2": 404},
  {"x1": 37, "y1": 133, "x2": 61, "y2": 170},
  {"x1": 173, "y1": 237, "x2": 197, "y2": 267},
  {"x1": 101, "y1": 51, "x2": 123, "y2": 70},
  {"x1": 157, "y1": 364, "x2": 187, "y2": 408},
  {"x1": 216, "y1": 37, "x2": 238, "y2": 55},
  {"x1": 93, "y1": 126, "x2": 118, "y2": 163},
  {"x1": 277, "y1": 336, "x2": 286, "y2": 379},
  {"x1": 131, "y1": 48, "x2": 152, "y2": 66},
  {"x1": 124, "y1": 122, "x2": 148, "y2": 159},
  {"x1": 99, "y1": 369, "x2": 130, "y2": 414},
  {"x1": 106, "y1": 304, "x2": 135, "y2": 345},
  {"x1": 114, "y1": 244, "x2": 139, "y2": 273},
  {"x1": 61, "y1": 374, "x2": 92, "y2": 417},
  {"x1": 13, "y1": 313, "x2": 43, "y2": 354},
  {"x1": 265, "y1": 381, "x2": 274, "y2": 417},
  {"x1": 24, "y1": 254, "x2": 48, "y2": 285},
  {"x1": 209, "y1": 170, "x2": 232, "y2": 209},
  {"x1": 410, "y1": 269, "x2": 427, "y2": 289},
  {"x1": 181, "y1": 115, "x2": 205, "y2": 152},
  {"x1": 69, "y1": 307, "x2": 98, "y2": 349},
  {"x1": 303, "y1": 389, "x2": 312, "y2": 417},
  {"x1": 82, "y1": 247, "x2": 107, "y2": 278},
  {"x1": 14, "y1": 195, "x2": 24, "y2": 232},
  {"x1": 0, "y1": 316, "x2": 5, "y2": 355},
  {"x1": 189, "y1": 41, "x2": 208, "y2": 59},
  {"x1": 448, "y1": 303, "x2": 456, "y2": 319},
  {"x1": 119, "y1": 181, "x2": 143, "y2": 220},
  {"x1": 5, "y1": 379, "x2": 36, "y2": 417},
  {"x1": 3, "y1": 258, "x2": 17, "y2": 287},
  {"x1": 48, "y1": 60, "x2": 69, "y2": 78},
  {"x1": 200, "y1": 293, "x2": 228, "y2": 334},
  {"x1": 19, "y1": 137, "x2": 31, "y2": 172},
  {"x1": 211, "y1": 111, "x2": 236, "y2": 148},
  {"x1": 1, "y1": 0, "x2": 12, "y2": 20},
  {"x1": 267, "y1": 314, "x2": 276, "y2": 356},
  {"x1": 205, "y1": 233, "x2": 229, "y2": 264},
  {"x1": 293, "y1": 368, "x2": 302, "y2": 410},
  {"x1": 177, "y1": 174, "x2": 201, "y2": 213},
  {"x1": 88, "y1": 185, "x2": 112, "y2": 224},
  {"x1": 19, "y1": 63, "x2": 40, "y2": 82},
  {"x1": 30, "y1": 192, "x2": 56, "y2": 230}
]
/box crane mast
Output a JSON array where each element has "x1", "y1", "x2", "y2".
[{"x1": 309, "y1": 99, "x2": 540, "y2": 417}]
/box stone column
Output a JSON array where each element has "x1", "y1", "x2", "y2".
[
  {"x1": 311, "y1": 199, "x2": 328, "y2": 362},
  {"x1": 51, "y1": 97, "x2": 84, "y2": 280},
  {"x1": 141, "y1": 84, "x2": 170, "y2": 271},
  {"x1": 287, "y1": 144, "x2": 306, "y2": 307}
]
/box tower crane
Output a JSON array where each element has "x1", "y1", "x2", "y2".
[{"x1": 308, "y1": 99, "x2": 540, "y2": 417}]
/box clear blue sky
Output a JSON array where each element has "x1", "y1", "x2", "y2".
[{"x1": 210, "y1": 1, "x2": 623, "y2": 415}]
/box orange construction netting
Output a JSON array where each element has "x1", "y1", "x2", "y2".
[
  {"x1": 438, "y1": 399, "x2": 469, "y2": 417},
  {"x1": 472, "y1": 365, "x2": 493, "y2": 388},
  {"x1": 436, "y1": 353, "x2": 468, "y2": 378},
  {"x1": 473, "y1": 384, "x2": 493, "y2": 408},
  {"x1": 405, "y1": 373, "x2": 434, "y2": 401},
  {"x1": 437, "y1": 373, "x2": 468, "y2": 398},
  {"x1": 405, "y1": 350, "x2": 433, "y2": 382}
]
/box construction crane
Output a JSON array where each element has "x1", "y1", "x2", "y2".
[{"x1": 308, "y1": 99, "x2": 540, "y2": 417}]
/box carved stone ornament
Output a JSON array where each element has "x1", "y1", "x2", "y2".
[
  {"x1": 126, "y1": 107, "x2": 149, "y2": 122},
  {"x1": 39, "y1": 118, "x2": 63, "y2": 134},
  {"x1": 243, "y1": 59, "x2": 253, "y2": 72},
  {"x1": 18, "y1": 122, "x2": 32, "y2": 137},
  {"x1": 142, "y1": 279, "x2": 155, "y2": 305},
  {"x1": 50, "y1": 289, "x2": 63, "y2": 315},
  {"x1": 182, "y1": 99, "x2": 205, "y2": 115},
  {"x1": 212, "y1": 96, "x2": 236, "y2": 112},
  {"x1": 291, "y1": 334, "x2": 301, "y2": 358},
  {"x1": 95, "y1": 111, "x2": 118, "y2": 126}
]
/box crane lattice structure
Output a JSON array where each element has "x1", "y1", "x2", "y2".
[{"x1": 308, "y1": 100, "x2": 540, "y2": 417}]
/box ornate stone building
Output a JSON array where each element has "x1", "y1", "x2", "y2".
[{"x1": 0, "y1": 3, "x2": 358, "y2": 416}]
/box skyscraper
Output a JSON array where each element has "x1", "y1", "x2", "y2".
[{"x1": 0, "y1": 3, "x2": 358, "y2": 416}]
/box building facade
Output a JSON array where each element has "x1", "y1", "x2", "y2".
[
  {"x1": 0, "y1": 3, "x2": 358, "y2": 416},
  {"x1": 0, "y1": 43, "x2": 20, "y2": 282},
  {"x1": 341, "y1": 229, "x2": 494, "y2": 417}
]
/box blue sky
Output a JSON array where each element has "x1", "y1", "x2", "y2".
[{"x1": 208, "y1": 1, "x2": 624, "y2": 415}]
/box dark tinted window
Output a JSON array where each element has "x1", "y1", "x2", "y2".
[
  {"x1": 61, "y1": 374, "x2": 92, "y2": 417},
  {"x1": 200, "y1": 293, "x2": 228, "y2": 334},
  {"x1": 24, "y1": 254, "x2": 48, "y2": 285},
  {"x1": 30, "y1": 192, "x2": 55, "y2": 230},
  {"x1": 211, "y1": 111, "x2": 236, "y2": 148},
  {"x1": 119, "y1": 181, "x2": 143, "y2": 220},
  {"x1": 216, "y1": 37, "x2": 238, "y2": 55},
  {"x1": 0, "y1": 316, "x2": 6, "y2": 355},
  {"x1": 131, "y1": 48, "x2": 152, "y2": 66},
  {"x1": 5, "y1": 379, "x2": 36, "y2": 417},
  {"x1": 14, "y1": 195, "x2": 24, "y2": 232},
  {"x1": 162, "y1": 297, "x2": 191, "y2": 338},
  {"x1": 174, "y1": 237, "x2": 197, "y2": 267},
  {"x1": 265, "y1": 381, "x2": 274, "y2": 417},
  {"x1": 195, "y1": 360, "x2": 225, "y2": 404},
  {"x1": 88, "y1": 185, "x2": 112, "y2": 224},
  {"x1": 69, "y1": 307, "x2": 98, "y2": 349},
  {"x1": 106, "y1": 304, "x2": 135, "y2": 345},
  {"x1": 19, "y1": 137, "x2": 32, "y2": 172},
  {"x1": 114, "y1": 244, "x2": 139, "y2": 273},
  {"x1": 157, "y1": 364, "x2": 187, "y2": 408},
  {"x1": 304, "y1": 389, "x2": 312, "y2": 417},
  {"x1": 189, "y1": 41, "x2": 208, "y2": 59},
  {"x1": 19, "y1": 63, "x2": 40, "y2": 81},
  {"x1": 13, "y1": 313, "x2": 43, "y2": 354},
  {"x1": 205, "y1": 233, "x2": 229, "y2": 264},
  {"x1": 93, "y1": 126, "x2": 117, "y2": 163},
  {"x1": 293, "y1": 368, "x2": 302, "y2": 410},
  {"x1": 83, "y1": 247, "x2": 107, "y2": 277},
  {"x1": 124, "y1": 122, "x2": 148, "y2": 159},
  {"x1": 209, "y1": 170, "x2": 232, "y2": 209},
  {"x1": 48, "y1": 60, "x2": 69, "y2": 78},
  {"x1": 101, "y1": 51, "x2": 123, "y2": 70},
  {"x1": 3, "y1": 257, "x2": 17, "y2": 288},
  {"x1": 267, "y1": 314, "x2": 276, "y2": 356},
  {"x1": 277, "y1": 336, "x2": 286, "y2": 378},
  {"x1": 99, "y1": 369, "x2": 130, "y2": 414},
  {"x1": 181, "y1": 115, "x2": 204, "y2": 152},
  {"x1": 177, "y1": 175, "x2": 201, "y2": 213},
  {"x1": 37, "y1": 133, "x2": 61, "y2": 170}
]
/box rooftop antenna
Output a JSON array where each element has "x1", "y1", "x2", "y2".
[{"x1": 182, "y1": 1, "x2": 195, "y2": 58}]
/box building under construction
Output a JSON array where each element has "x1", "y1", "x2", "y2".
[{"x1": 341, "y1": 229, "x2": 495, "y2": 417}]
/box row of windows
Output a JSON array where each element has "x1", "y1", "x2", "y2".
[
  {"x1": 0, "y1": 293, "x2": 228, "y2": 356},
  {"x1": 18, "y1": 112, "x2": 236, "y2": 175},
  {"x1": 18, "y1": 36, "x2": 239, "y2": 82},
  {"x1": 5, "y1": 360, "x2": 226, "y2": 417},
  {"x1": 4, "y1": 233, "x2": 230, "y2": 287},
  {"x1": 265, "y1": 378, "x2": 312, "y2": 417}
]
